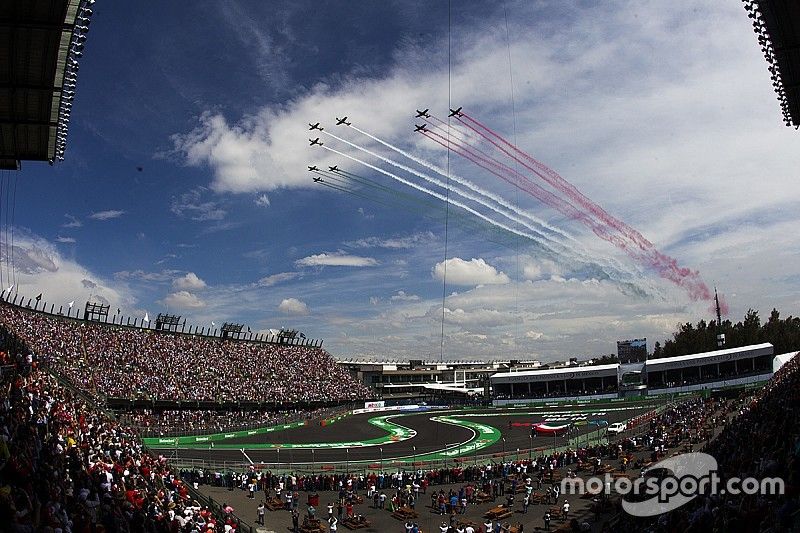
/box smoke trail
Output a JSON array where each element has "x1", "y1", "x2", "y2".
[
  {"x1": 348, "y1": 124, "x2": 575, "y2": 244},
  {"x1": 320, "y1": 130, "x2": 592, "y2": 262},
  {"x1": 434, "y1": 110, "x2": 718, "y2": 306},
  {"x1": 320, "y1": 144, "x2": 647, "y2": 288},
  {"x1": 457, "y1": 113, "x2": 652, "y2": 251}
]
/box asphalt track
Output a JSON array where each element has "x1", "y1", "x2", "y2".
[{"x1": 152, "y1": 403, "x2": 658, "y2": 466}]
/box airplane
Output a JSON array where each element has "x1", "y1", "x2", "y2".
[
  {"x1": 309, "y1": 138, "x2": 323, "y2": 146},
  {"x1": 414, "y1": 123, "x2": 428, "y2": 132},
  {"x1": 313, "y1": 176, "x2": 323, "y2": 183},
  {"x1": 448, "y1": 107, "x2": 463, "y2": 117},
  {"x1": 308, "y1": 122, "x2": 323, "y2": 131},
  {"x1": 415, "y1": 109, "x2": 430, "y2": 118},
  {"x1": 307, "y1": 165, "x2": 319, "y2": 171},
  {"x1": 335, "y1": 116, "x2": 351, "y2": 126},
  {"x1": 328, "y1": 165, "x2": 339, "y2": 172}
]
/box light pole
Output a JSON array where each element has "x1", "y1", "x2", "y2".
[
  {"x1": 380, "y1": 447, "x2": 383, "y2": 474},
  {"x1": 412, "y1": 446, "x2": 416, "y2": 469},
  {"x1": 502, "y1": 437, "x2": 506, "y2": 460},
  {"x1": 311, "y1": 448, "x2": 315, "y2": 474},
  {"x1": 276, "y1": 448, "x2": 280, "y2": 474},
  {"x1": 346, "y1": 448, "x2": 349, "y2": 476}
]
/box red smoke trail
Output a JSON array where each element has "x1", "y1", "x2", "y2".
[
  {"x1": 425, "y1": 112, "x2": 722, "y2": 308},
  {"x1": 422, "y1": 128, "x2": 634, "y2": 251},
  {"x1": 456, "y1": 113, "x2": 652, "y2": 252}
]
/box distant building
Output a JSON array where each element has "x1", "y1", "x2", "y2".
[{"x1": 617, "y1": 338, "x2": 647, "y2": 364}]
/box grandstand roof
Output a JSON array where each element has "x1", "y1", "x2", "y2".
[
  {"x1": 0, "y1": 0, "x2": 85, "y2": 169},
  {"x1": 745, "y1": 0, "x2": 800, "y2": 127},
  {"x1": 491, "y1": 363, "x2": 619, "y2": 383},
  {"x1": 645, "y1": 342, "x2": 774, "y2": 371}
]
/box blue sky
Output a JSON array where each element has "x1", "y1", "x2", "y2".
[{"x1": 6, "y1": 0, "x2": 800, "y2": 361}]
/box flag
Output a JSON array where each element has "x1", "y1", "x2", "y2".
[
  {"x1": 299, "y1": 332, "x2": 306, "y2": 338},
  {"x1": 35, "y1": 293, "x2": 42, "y2": 301},
  {"x1": 211, "y1": 321, "x2": 215, "y2": 327},
  {"x1": 4, "y1": 284, "x2": 13, "y2": 293},
  {"x1": 144, "y1": 312, "x2": 149, "y2": 323},
  {"x1": 68, "y1": 301, "x2": 74, "y2": 308}
]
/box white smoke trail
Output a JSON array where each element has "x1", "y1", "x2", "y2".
[{"x1": 320, "y1": 143, "x2": 648, "y2": 289}]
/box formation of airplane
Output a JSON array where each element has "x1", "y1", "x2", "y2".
[
  {"x1": 328, "y1": 165, "x2": 339, "y2": 172},
  {"x1": 313, "y1": 176, "x2": 323, "y2": 183},
  {"x1": 309, "y1": 138, "x2": 323, "y2": 146},
  {"x1": 308, "y1": 122, "x2": 323, "y2": 131},
  {"x1": 448, "y1": 106, "x2": 463, "y2": 117},
  {"x1": 414, "y1": 124, "x2": 428, "y2": 132},
  {"x1": 307, "y1": 165, "x2": 319, "y2": 171},
  {"x1": 335, "y1": 116, "x2": 351, "y2": 126},
  {"x1": 415, "y1": 108, "x2": 430, "y2": 118}
]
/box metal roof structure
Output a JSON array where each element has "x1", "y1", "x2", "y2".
[
  {"x1": 0, "y1": 0, "x2": 94, "y2": 170},
  {"x1": 645, "y1": 343, "x2": 773, "y2": 371},
  {"x1": 744, "y1": 0, "x2": 800, "y2": 127},
  {"x1": 490, "y1": 363, "x2": 619, "y2": 383}
]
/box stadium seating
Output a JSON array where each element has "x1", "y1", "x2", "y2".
[{"x1": 0, "y1": 303, "x2": 370, "y2": 404}]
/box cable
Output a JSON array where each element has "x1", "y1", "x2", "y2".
[
  {"x1": 439, "y1": 0, "x2": 452, "y2": 364},
  {"x1": 503, "y1": 2, "x2": 522, "y2": 359}
]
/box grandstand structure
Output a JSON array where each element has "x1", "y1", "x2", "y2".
[
  {"x1": 744, "y1": 0, "x2": 800, "y2": 127},
  {"x1": 490, "y1": 343, "x2": 792, "y2": 405},
  {"x1": 339, "y1": 358, "x2": 542, "y2": 400},
  {"x1": 0, "y1": 0, "x2": 95, "y2": 169}
]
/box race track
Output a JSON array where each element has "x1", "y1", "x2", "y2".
[{"x1": 147, "y1": 402, "x2": 659, "y2": 466}]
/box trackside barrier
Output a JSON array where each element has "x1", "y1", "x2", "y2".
[{"x1": 142, "y1": 420, "x2": 309, "y2": 447}]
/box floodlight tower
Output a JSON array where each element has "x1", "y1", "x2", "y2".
[{"x1": 715, "y1": 288, "x2": 725, "y2": 348}]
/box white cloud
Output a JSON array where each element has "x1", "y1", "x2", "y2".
[
  {"x1": 296, "y1": 251, "x2": 378, "y2": 268},
  {"x1": 56, "y1": 236, "x2": 76, "y2": 244},
  {"x1": 345, "y1": 232, "x2": 436, "y2": 250},
  {"x1": 4, "y1": 230, "x2": 133, "y2": 310},
  {"x1": 62, "y1": 214, "x2": 82, "y2": 228},
  {"x1": 522, "y1": 259, "x2": 562, "y2": 281},
  {"x1": 432, "y1": 257, "x2": 510, "y2": 286},
  {"x1": 160, "y1": 290, "x2": 206, "y2": 309},
  {"x1": 89, "y1": 210, "x2": 125, "y2": 221},
  {"x1": 278, "y1": 297, "x2": 310, "y2": 316},
  {"x1": 369, "y1": 296, "x2": 381, "y2": 305},
  {"x1": 439, "y1": 307, "x2": 521, "y2": 328},
  {"x1": 257, "y1": 272, "x2": 298, "y2": 287},
  {"x1": 390, "y1": 290, "x2": 420, "y2": 302},
  {"x1": 115, "y1": 269, "x2": 181, "y2": 283},
  {"x1": 357, "y1": 207, "x2": 374, "y2": 220},
  {"x1": 172, "y1": 272, "x2": 207, "y2": 291},
  {"x1": 170, "y1": 187, "x2": 226, "y2": 221},
  {"x1": 255, "y1": 193, "x2": 270, "y2": 207},
  {"x1": 525, "y1": 330, "x2": 545, "y2": 340}
]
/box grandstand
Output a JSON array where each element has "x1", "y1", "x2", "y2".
[
  {"x1": 0, "y1": 299, "x2": 370, "y2": 405},
  {"x1": 489, "y1": 343, "x2": 784, "y2": 404},
  {"x1": 645, "y1": 342, "x2": 774, "y2": 394},
  {"x1": 491, "y1": 363, "x2": 619, "y2": 404}
]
